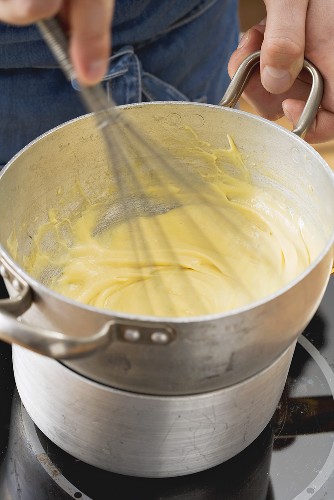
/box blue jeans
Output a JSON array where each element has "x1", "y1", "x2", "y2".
[{"x1": 0, "y1": 0, "x2": 238, "y2": 166}]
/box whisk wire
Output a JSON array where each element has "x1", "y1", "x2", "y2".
[{"x1": 37, "y1": 17, "x2": 265, "y2": 316}]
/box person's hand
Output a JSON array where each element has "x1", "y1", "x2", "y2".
[
  {"x1": 0, "y1": 0, "x2": 115, "y2": 85},
  {"x1": 228, "y1": 0, "x2": 334, "y2": 144}
]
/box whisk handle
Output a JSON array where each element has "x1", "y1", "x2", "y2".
[
  {"x1": 219, "y1": 51, "x2": 323, "y2": 138},
  {"x1": 37, "y1": 18, "x2": 74, "y2": 81},
  {"x1": 38, "y1": 18, "x2": 116, "y2": 116}
]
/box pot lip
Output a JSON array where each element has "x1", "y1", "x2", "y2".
[{"x1": 1, "y1": 101, "x2": 334, "y2": 325}]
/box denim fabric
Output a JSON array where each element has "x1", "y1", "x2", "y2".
[
  {"x1": 0, "y1": 0, "x2": 238, "y2": 166},
  {"x1": 72, "y1": 45, "x2": 190, "y2": 103}
]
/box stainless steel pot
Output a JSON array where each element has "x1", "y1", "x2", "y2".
[
  {"x1": 12, "y1": 341, "x2": 295, "y2": 477},
  {"x1": 0, "y1": 53, "x2": 334, "y2": 396}
]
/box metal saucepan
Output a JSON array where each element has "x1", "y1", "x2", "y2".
[
  {"x1": 0, "y1": 52, "x2": 333, "y2": 396},
  {"x1": 12, "y1": 340, "x2": 295, "y2": 477}
]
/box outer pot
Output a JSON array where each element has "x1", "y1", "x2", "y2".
[
  {"x1": 0, "y1": 53, "x2": 333, "y2": 396},
  {"x1": 12, "y1": 341, "x2": 295, "y2": 477}
]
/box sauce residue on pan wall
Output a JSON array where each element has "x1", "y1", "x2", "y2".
[{"x1": 18, "y1": 134, "x2": 325, "y2": 317}]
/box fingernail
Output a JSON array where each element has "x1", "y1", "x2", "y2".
[
  {"x1": 282, "y1": 102, "x2": 292, "y2": 122},
  {"x1": 262, "y1": 66, "x2": 291, "y2": 94},
  {"x1": 87, "y1": 60, "x2": 106, "y2": 81},
  {"x1": 238, "y1": 31, "x2": 249, "y2": 49}
]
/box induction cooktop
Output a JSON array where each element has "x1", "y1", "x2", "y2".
[{"x1": 0, "y1": 276, "x2": 333, "y2": 499}]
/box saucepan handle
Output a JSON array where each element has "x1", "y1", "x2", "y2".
[
  {"x1": 220, "y1": 51, "x2": 324, "y2": 139},
  {"x1": 0, "y1": 309, "x2": 113, "y2": 359},
  {"x1": 0, "y1": 257, "x2": 175, "y2": 359},
  {"x1": 0, "y1": 258, "x2": 112, "y2": 358}
]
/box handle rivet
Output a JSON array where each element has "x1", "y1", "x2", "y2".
[
  {"x1": 151, "y1": 331, "x2": 169, "y2": 345},
  {"x1": 124, "y1": 328, "x2": 141, "y2": 342}
]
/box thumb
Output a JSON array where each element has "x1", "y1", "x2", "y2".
[
  {"x1": 69, "y1": 0, "x2": 114, "y2": 86},
  {"x1": 261, "y1": 0, "x2": 308, "y2": 94}
]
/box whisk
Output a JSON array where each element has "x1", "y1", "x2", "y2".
[{"x1": 36, "y1": 18, "x2": 254, "y2": 318}]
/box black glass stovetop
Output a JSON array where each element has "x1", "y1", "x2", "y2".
[{"x1": 0, "y1": 276, "x2": 333, "y2": 500}]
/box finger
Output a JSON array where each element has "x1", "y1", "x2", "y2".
[
  {"x1": 303, "y1": 0, "x2": 334, "y2": 113},
  {"x1": 228, "y1": 23, "x2": 265, "y2": 80},
  {"x1": 68, "y1": 0, "x2": 114, "y2": 86},
  {"x1": 261, "y1": 0, "x2": 308, "y2": 94},
  {"x1": 243, "y1": 77, "x2": 311, "y2": 121},
  {"x1": 228, "y1": 24, "x2": 310, "y2": 120},
  {"x1": 0, "y1": 0, "x2": 62, "y2": 24},
  {"x1": 282, "y1": 99, "x2": 334, "y2": 144}
]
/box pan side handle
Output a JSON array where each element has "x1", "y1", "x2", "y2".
[
  {"x1": 0, "y1": 257, "x2": 113, "y2": 359},
  {"x1": 220, "y1": 51, "x2": 324, "y2": 139},
  {"x1": 0, "y1": 257, "x2": 176, "y2": 359}
]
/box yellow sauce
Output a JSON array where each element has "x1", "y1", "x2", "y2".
[{"x1": 22, "y1": 135, "x2": 324, "y2": 317}]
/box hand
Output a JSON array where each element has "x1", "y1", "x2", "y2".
[
  {"x1": 228, "y1": 0, "x2": 334, "y2": 144},
  {"x1": 0, "y1": 0, "x2": 115, "y2": 85}
]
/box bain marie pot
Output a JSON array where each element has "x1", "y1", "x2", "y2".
[
  {"x1": 12, "y1": 341, "x2": 295, "y2": 477},
  {"x1": 0, "y1": 53, "x2": 332, "y2": 395},
  {"x1": 0, "y1": 53, "x2": 333, "y2": 476}
]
